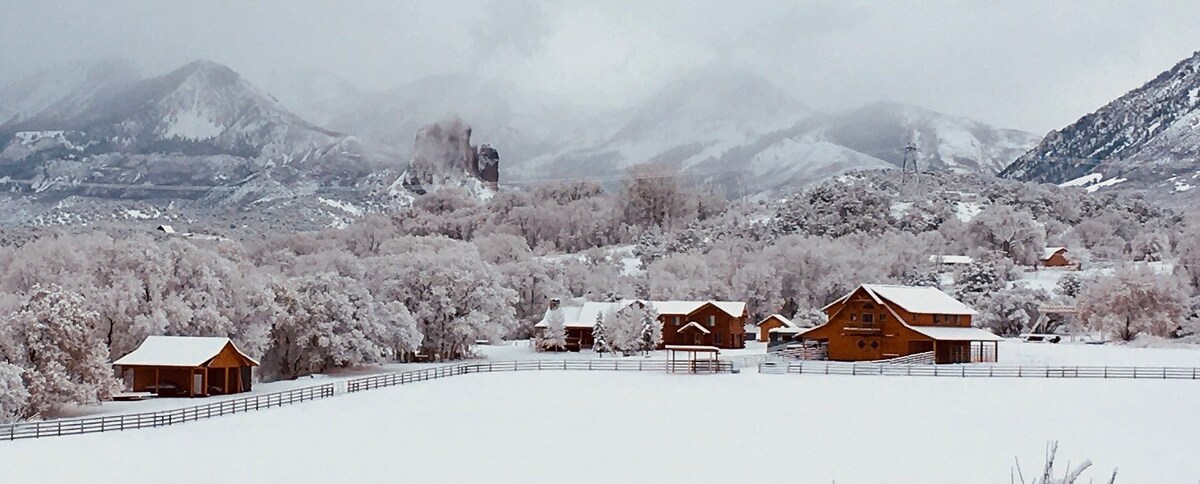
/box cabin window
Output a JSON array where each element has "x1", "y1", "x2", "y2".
[
  {"x1": 708, "y1": 315, "x2": 716, "y2": 327},
  {"x1": 714, "y1": 333, "x2": 722, "y2": 345},
  {"x1": 673, "y1": 316, "x2": 681, "y2": 326}
]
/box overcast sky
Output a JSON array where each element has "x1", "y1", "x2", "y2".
[{"x1": 2, "y1": 0, "x2": 1199, "y2": 133}]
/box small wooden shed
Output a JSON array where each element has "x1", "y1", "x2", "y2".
[
  {"x1": 755, "y1": 314, "x2": 797, "y2": 342},
  {"x1": 113, "y1": 336, "x2": 259, "y2": 398},
  {"x1": 1040, "y1": 247, "x2": 1071, "y2": 268}
]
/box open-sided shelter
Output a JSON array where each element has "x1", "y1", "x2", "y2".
[{"x1": 113, "y1": 336, "x2": 259, "y2": 397}]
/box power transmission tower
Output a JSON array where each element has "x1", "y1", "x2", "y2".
[{"x1": 901, "y1": 141, "x2": 919, "y2": 184}]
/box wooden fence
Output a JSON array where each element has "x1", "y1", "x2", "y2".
[
  {"x1": 2, "y1": 359, "x2": 731, "y2": 442},
  {"x1": 771, "y1": 361, "x2": 1200, "y2": 379},
  {"x1": 346, "y1": 359, "x2": 733, "y2": 392},
  {"x1": 1, "y1": 383, "x2": 335, "y2": 441}
]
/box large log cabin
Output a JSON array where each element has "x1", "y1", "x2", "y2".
[
  {"x1": 797, "y1": 284, "x2": 1001, "y2": 364},
  {"x1": 535, "y1": 299, "x2": 749, "y2": 350},
  {"x1": 1040, "y1": 247, "x2": 1072, "y2": 268}
]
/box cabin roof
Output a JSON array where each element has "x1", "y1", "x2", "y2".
[
  {"x1": 677, "y1": 321, "x2": 711, "y2": 334},
  {"x1": 113, "y1": 336, "x2": 259, "y2": 367},
  {"x1": 907, "y1": 326, "x2": 1003, "y2": 342},
  {"x1": 1041, "y1": 247, "x2": 1067, "y2": 260},
  {"x1": 757, "y1": 314, "x2": 797, "y2": 328},
  {"x1": 825, "y1": 284, "x2": 977, "y2": 316},
  {"x1": 535, "y1": 299, "x2": 747, "y2": 329},
  {"x1": 929, "y1": 255, "x2": 974, "y2": 265}
]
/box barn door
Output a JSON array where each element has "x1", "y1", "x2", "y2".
[{"x1": 192, "y1": 373, "x2": 204, "y2": 396}]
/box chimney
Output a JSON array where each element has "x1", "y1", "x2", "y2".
[{"x1": 549, "y1": 298, "x2": 561, "y2": 310}]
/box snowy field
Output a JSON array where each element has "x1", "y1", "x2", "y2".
[{"x1": 3, "y1": 371, "x2": 1198, "y2": 483}]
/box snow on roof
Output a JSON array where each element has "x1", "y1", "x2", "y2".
[
  {"x1": 649, "y1": 301, "x2": 746, "y2": 318},
  {"x1": 535, "y1": 299, "x2": 747, "y2": 328},
  {"x1": 908, "y1": 326, "x2": 1003, "y2": 342},
  {"x1": 156, "y1": 225, "x2": 176, "y2": 234},
  {"x1": 757, "y1": 314, "x2": 797, "y2": 328},
  {"x1": 1041, "y1": 247, "x2": 1067, "y2": 260},
  {"x1": 769, "y1": 326, "x2": 810, "y2": 334},
  {"x1": 677, "y1": 321, "x2": 711, "y2": 334},
  {"x1": 862, "y1": 284, "x2": 978, "y2": 316},
  {"x1": 113, "y1": 336, "x2": 259, "y2": 367},
  {"x1": 929, "y1": 255, "x2": 974, "y2": 265}
]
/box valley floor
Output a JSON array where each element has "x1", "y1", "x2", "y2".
[{"x1": 2, "y1": 370, "x2": 1197, "y2": 483}]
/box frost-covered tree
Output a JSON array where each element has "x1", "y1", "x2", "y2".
[
  {"x1": 6, "y1": 285, "x2": 115, "y2": 417},
  {"x1": 967, "y1": 206, "x2": 1046, "y2": 265},
  {"x1": 374, "y1": 237, "x2": 518, "y2": 360},
  {"x1": 973, "y1": 287, "x2": 1050, "y2": 337},
  {"x1": 954, "y1": 262, "x2": 1004, "y2": 305},
  {"x1": 1130, "y1": 230, "x2": 1169, "y2": 262},
  {"x1": 538, "y1": 308, "x2": 567, "y2": 351},
  {"x1": 902, "y1": 269, "x2": 941, "y2": 288},
  {"x1": 606, "y1": 305, "x2": 644, "y2": 355},
  {"x1": 1174, "y1": 223, "x2": 1200, "y2": 291},
  {"x1": 639, "y1": 307, "x2": 663, "y2": 355},
  {"x1": 260, "y1": 273, "x2": 398, "y2": 380},
  {"x1": 1056, "y1": 273, "x2": 1084, "y2": 298},
  {"x1": 618, "y1": 163, "x2": 697, "y2": 231},
  {"x1": 0, "y1": 362, "x2": 29, "y2": 423},
  {"x1": 1078, "y1": 266, "x2": 1187, "y2": 341},
  {"x1": 592, "y1": 312, "x2": 610, "y2": 357}
]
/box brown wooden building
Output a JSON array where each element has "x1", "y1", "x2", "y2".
[
  {"x1": 755, "y1": 314, "x2": 796, "y2": 342},
  {"x1": 113, "y1": 336, "x2": 260, "y2": 397},
  {"x1": 535, "y1": 300, "x2": 749, "y2": 350},
  {"x1": 1040, "y1": 247, "x2": 1072, "y2": 268},
  {"x1": 797, "y1": 284, "x2": 1001, "y2": 364}
]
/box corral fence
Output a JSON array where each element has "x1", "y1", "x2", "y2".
[
  {"x1": 346, "y1": 359, "x2": 733, "y2": 392},
  {"x1": 769, "y1": 361, "x2": 1200, "y2": 379},
  {"x1": 1, "y1": 383, "x2": 335, "y2": 442},
  {"x1": 2, "y1": 359, "x2": 731, "y2": 442}
]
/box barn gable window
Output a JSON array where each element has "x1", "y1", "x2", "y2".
[
  {"x1": 862, "y1": 313, "x2": 874, "y2": 324},
  {"x1": 850, "y1": 314, "x2": 858, "y2": 321},
  {"x1": 708, "y1": 315, "x2": 716, "y2": 327},
  {"x1": 863, "y1": 303, "x2": 875, "y2": 310}
]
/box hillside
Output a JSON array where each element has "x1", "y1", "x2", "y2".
[{"x1": 1000, "y1": 50, "x2": 1200, "y2": 195}]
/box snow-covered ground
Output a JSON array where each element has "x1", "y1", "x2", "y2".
[{"x1": 4, "y1": 371, "x2": 1198, "y2": 483}]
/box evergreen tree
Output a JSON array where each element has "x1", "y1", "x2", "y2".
[
  {"x1": 955, "y1": 262, "x2": 1004, "y2": 305},
  {"x1": 592, "y1": 312, "x2": 610, "y2": 357},
  {"x1": 538, "y1": 308, "x2": 567, "y2": 351},
  {"x1": 639, "y1": 309, "x2": 662, "y2": 355}
]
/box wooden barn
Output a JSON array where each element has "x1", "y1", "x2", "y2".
[
  {"x1": 1040, "y1": 247, "x2": 1072, "y2": 268},
  {"x1": 113, "y1": 336, "x2": 259, "y2": 397},
  {"x1": 755, "y1": 314, "x2": 797, "y2": 342},
  {"x1": 797, "y1": 284, "x2": 1001, "y2": 364},
  {"x1": 535, "y1": 299, "x2": 749, "y2": 350}
]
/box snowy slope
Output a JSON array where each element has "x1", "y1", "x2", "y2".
[
  {"x1": 0, "y1": 60, "x2": 141, "y2": 130},
  {"x1": 1000, "y1": 50, "x2": 1200, "y2": 192}
]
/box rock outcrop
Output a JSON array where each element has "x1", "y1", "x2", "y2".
[{"x1": 398, "y1": 117, "x2": 499, "y2": 195}]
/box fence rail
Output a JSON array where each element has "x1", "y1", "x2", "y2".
[
  {"x1": 2, "y1": 358, "x2": 732, "y2": 442},
  {"x1": 2, "y1": 384, "x2": 335, "y2": 441},
  {"x1": 346, "y1": 359, "x2": 733, "y2": 392},
  {"x1": 772, "y1": 361, "x2": 1200, "y2": 380}
]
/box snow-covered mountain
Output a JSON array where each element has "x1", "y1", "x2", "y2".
[
  {"x1": 0, "y1": 60, "x2": 394, "y2": 199},
  {"x1": 1000, "y1": 50, "x2": 1200, "y2": 193},
  {"x1": 0, "y1": 60, "x2": 141, "y2": 130}
]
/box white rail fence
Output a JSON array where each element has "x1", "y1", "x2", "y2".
[
  {"x1": 2, "y1": 359, "x2": 732, "y2": 442},
  {"x1": 770, "y1": 361, "x2": 1200, "y2": 379}
]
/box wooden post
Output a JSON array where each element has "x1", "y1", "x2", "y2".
[
  {"x1": 224, "y1": 367, "x2": 230, "y2": 394},
  {"x1": 154, "y1": 368, "x2": 160, "y2": 396}
]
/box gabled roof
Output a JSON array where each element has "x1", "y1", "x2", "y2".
[
  {"x1": 113, "y1": 336, "x2": 259, "y2": 367},
  {"x1": 928, "y1": 255, "x2": 974, "y2": 265},
  {"x1": 1041, "y1": 247, "x2": 1067, "y2": 260},
  {"x1": 677, "y1": 321, "x2": 711, "y2": 334},
  {"x1": 757, "y1": 314, "x2": 797, "y2": 328},
  {"x1": 825, "y1": 284, "x2": 977, "y2": 316},
  {"x1": 649, "y1": 301, "x2": 746, "y2": 318}
]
